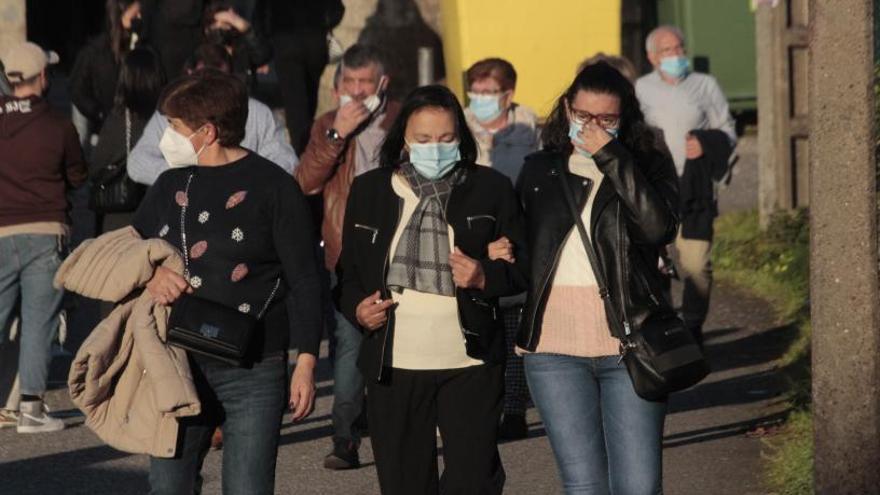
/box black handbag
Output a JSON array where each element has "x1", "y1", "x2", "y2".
[
  {"x1": 89, "y1": 109, "x2": 146, "y2": 213},
  {"x1": 166, "y1": 172, "x2": 280, "y2": 367},
  {"x1": 557, "y1": 164, "x2": 709, "y2": 401}
]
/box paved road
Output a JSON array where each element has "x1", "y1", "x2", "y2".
[{"x1": 1, "y1": 135, "x2": 786, "y2": 495}]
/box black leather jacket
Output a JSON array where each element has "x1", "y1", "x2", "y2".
[{"x1": 515, "y1": 141, "x2": 680, "y2": 350}]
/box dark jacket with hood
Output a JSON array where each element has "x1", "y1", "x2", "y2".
[
  {"x1": 0, "y1": 95, "x2": 88, "y2": 228},
  {"x1": 679, "y1": 129, "x2": 734, "y2": 241}
]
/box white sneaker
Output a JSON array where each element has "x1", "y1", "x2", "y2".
[{"x1": 16, "y1": 400, "x2": 64, "y2": 433}]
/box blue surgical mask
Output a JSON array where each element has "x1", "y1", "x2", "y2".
[
  {"x1": 568, "y1": 120, "x2": 619, "y2": 158},
  {"x1": 659, "y1": 56, "x2": 690, "y2": 79},
  {"x1": 468, "y1": 93, "x2": 503, "y2": 123},
  {"x1": 407, "y1": 141, "x2": 461, "y2": 180}
]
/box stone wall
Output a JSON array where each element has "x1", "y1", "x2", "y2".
[
  {"x1": 0, "y1": 0, "x2": 26, "y2": 56},
  {"x1": 315, "y1": 0, "x2": 444, "y2": 115}
]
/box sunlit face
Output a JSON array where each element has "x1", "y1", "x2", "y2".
[
  {"x1": 648, "y1": 29, "x2": 686, "y2": 69},
  {"x1": 338, "y1": 64, "x2": 382, "y2": 101},
  {"x1": 568, "y1": 90, "x2": 622, "y2": 130},
  {"x1": 404, "y1": 106, "x2": 458, "y2": 148}
]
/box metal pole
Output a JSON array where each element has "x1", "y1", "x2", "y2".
[{"x1": 418, "y1": 47, "x2": 434, "y2": 87}]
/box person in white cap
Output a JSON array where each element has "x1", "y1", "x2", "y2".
[{"x1": 0, "y1": 41, "x2": 87, "y2": 433}]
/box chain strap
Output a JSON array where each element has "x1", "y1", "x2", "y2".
[
  {"x1": 124, "y1": 108, "x2": 131, "y2": 156},
  {"x1": 178, "y1": 172, "x2": 280, "y2": 319}
]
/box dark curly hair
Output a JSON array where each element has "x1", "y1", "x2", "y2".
[
  {"x1": 543, "y1": 62, "x2": 656, "y2": 156},
  {"x1": 379, "y1": 85, "x2": 477, "y2": 168}
]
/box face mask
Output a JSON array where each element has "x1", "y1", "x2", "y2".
[
  {"x1": 159, "y1": 126, "x2": 206, "y2": 168},
  {"x1": 407, "y1": 141, "x2": 461, "y2": 180},
  {"x1": 568, "y1": 120, "x2": 619, "y2": 158},
  {"x1": 206, "y1": 28, "x2": 239, "y2": 47},
  {"x1": 659, "y1": 56, "x2": 690, "y2": 79},
  {"x1": 339, "y1": 93, "x2": 383, "y2": 113},
  {"x1": 468, "y1": 93, "x2": 503, "y2": 123}
]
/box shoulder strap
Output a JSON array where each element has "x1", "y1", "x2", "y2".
[
  {"x1": 124, "y1": 108, "x2": 132, "y2": 156},
  {"x1": 556, "y1": 162, "x2": 626, "y2": 339}
]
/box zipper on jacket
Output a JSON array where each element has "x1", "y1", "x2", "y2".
[
  {"x1": 616, "y1": 202, "x2": 633, "y2": 337},
  {"x1": 376, "y1": 197, "x2": 403, "y2": 380},
  {"x1": 466, "y1": 214, "x2": 496, "y2": 229},
  {"x1": 354, "y1": 223, "x2": 379, "y2": 244},
  {"x1": 528, "y1": 176, "x2": 592, "y2": 348}
]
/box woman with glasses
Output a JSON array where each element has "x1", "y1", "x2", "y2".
[
  {"x1": 516, "y1": 62, "x2": 679, "y2": 494},
  {"x1": 338, "y1": 84, "x2": 527, "y2": 494},
  {"x1": 463, "y1": 57, "x2": 538, "y2": 440}
]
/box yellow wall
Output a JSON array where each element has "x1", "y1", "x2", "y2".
[{"x1": 441, "y1": 0, "x2": 621, "y2": 118}]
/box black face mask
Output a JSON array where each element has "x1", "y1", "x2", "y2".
[
  {"x1": 206, "y1": 28, "x2": 239, "y2": 47},
  {"x1": 129, "y1": 16, "x2": 144, "y2": 37}
]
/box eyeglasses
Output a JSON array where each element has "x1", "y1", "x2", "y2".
[
  {"x1": 468, "y1": 89, "x2": 508, "y2": 97},
  {"x1": 570, "y1": 110, "x2": 621, "y2": 129}
]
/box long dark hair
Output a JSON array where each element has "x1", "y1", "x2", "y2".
[
  {"x1": 379, "y1": 85, "x2": 478, "y2": 168},
  {"x1": 543, "y1": 62, "x2": 656, "y2": 156},
  {"x1": 115, "y1": 47, "x2": 166, "y2": 120},
  {"x1": 106, "y1": 0, "x2": 138, "y2": 62}
]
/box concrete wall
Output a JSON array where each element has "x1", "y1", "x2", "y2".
[
  {"x1": 0, "y1": 0, "x2": 26, "y2": 55},
  {"x1": 809, "y1": 0, "x2": 880, "y2": 492},
  {"x1": 316, "y1": 0, "x2": 444, "y2": 116}
]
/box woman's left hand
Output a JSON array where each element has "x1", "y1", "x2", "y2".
[
  {"x1": 574, "y1": 121, "x2": 614, "y2": 155},
  {"x1": 289, "y1": 353, "x2": 317, "y2": 422},
  {"x1": 449, "y1": 247, "x2": 486, "y2": 290}
]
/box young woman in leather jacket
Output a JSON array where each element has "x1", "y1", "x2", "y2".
[{"x1": 515, "y1": 62, "x2": 679, "y2": 494}]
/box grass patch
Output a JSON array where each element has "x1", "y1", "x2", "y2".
[
  {"x1": 764, "y1": 410, "x2": 814, "y2": 495},
  {"x1": 712, "y1": 209, "x2": 812, "y2": 494}
]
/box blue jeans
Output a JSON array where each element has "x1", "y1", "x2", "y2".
[
  {"x1": 330, "y1": 306, "x2": 364, "y2": 447},
  {"x1": 0, "y1": 234, "x2": 65, "y2": 396},
  {"x1": 149, "y1": 356, "x2": 287, "y2": 495},
  {"x1": 524, "y1": 354, "x2": 666, "y2": 495}
]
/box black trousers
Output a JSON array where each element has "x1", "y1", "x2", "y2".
[
  {"x1": 272, "y1": 29, "x2": 329, "y2": 155},
  {"x1": 366, "y1": 364, "x2": 506, "y2": 495}
]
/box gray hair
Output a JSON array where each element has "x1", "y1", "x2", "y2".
[
  {"x1": 340, "y1": 44, "x2": 386, "y2": 80},
  {"x1": 645, "y1": 25, "x2": 686, "y2": 53}
]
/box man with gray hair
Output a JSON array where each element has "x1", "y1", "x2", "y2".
[
  {"x1": 636, "y1": 25, "x2": 736, "y2": 345},
  {"x1": 294, "y1": 43, "x2": 399, "y2": 470}
]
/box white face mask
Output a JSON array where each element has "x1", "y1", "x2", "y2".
[
  {"x1": 338, "y1": 76, "x2": 387, "y2": 114},
  {"x1": 159, "y1": 126, "x2": 206, "y2": 168},
  {"x1": 339, "y1": 93, "x2": 383, "y2": 113}
]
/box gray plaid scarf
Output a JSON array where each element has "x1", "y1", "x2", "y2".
[{"x1": 386, "y1": 162, "x2": 465, "y2": 296}]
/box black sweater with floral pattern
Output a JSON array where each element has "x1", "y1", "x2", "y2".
[{"x1": 132, "y1": 152, "x2": 321, "y2": 358}]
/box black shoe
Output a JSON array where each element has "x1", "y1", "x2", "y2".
[
  {"x1": 323, "y1": 440, "x2": 361, "y2": 470},
  {"x1": 498, "y1": 413, "x2": 528, "y2": 440}
]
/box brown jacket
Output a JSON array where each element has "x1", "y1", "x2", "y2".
[
  {"x1": 294, "y1": 101, "x2": 400, "y2": 271},
  {"x1": 0, "y1": 95, "x2": 87, "y2": 227},
  {"x1": 56, "y1": 227, "x2": 201, "y2": 458}
]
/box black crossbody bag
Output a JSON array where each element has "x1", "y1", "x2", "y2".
[
  {"x1": 89, "y1": 109, "x2": 147, "y2": 213},
  {"x1": 557, "y1": 166, "x2": 709, "y2": 401},
  {"x1": 167, "y1": 173, "x2": 280, "y2": 367}
]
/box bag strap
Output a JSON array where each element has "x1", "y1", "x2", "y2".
[
  {"x1": 555, "y1": 161, "x2": 628, "y2": 340},
  {"x1": 178, "y1": 172, "x2": 280, "y2": 319},
  {"x1": 124, "y1": 108, "x2": 132, "y2": 156}
]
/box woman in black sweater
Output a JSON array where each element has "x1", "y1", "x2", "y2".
[
  {"x1": 338, "y1": 85, "x2": 527, "y2": 495},
  {"x1": 132, "y1": 69, "x2": 321, "y2": 495}
]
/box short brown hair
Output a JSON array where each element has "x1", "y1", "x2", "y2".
[
  {"x1": 159, "y1": 69, "x2": 248, "y2": 146},
  {"x1": 466, "y1": 58, "x2": 517, "y2": 91}
]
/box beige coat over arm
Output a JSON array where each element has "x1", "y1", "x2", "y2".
[{"x1": 54, "y1": 227, "x2": 201, "y2": 458}]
